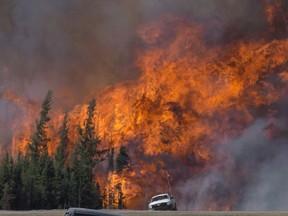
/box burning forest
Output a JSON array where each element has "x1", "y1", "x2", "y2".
[{"x1": 0, "y1": 0, "x2": 288, "y2": 211}]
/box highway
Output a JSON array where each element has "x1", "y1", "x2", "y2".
[
  {"x1": 0, "y1": 210, "x2": 288, "y2": 216},
  {"x1": 113, "y1": 210, "x2": 288, "y2": 216}
]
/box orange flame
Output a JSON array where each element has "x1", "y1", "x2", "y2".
[{"x1": 9, "y1": 2, "x2": 288, "y2": 210}]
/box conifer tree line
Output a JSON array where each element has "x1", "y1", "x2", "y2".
[{"x1": 0, "y1": 91, "x2": 131, "y2": 210}]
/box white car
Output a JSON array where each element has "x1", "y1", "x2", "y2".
[{"x1": 148, "y1": 193, "x2": 177, "y2": 210}]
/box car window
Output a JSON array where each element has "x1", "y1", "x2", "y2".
[
  {"x1": 75, "y1": 213, "x2": 93, "y2": 216},
  {"x1": 152, "y1": 195, "x2": 168, "y2": 202}
]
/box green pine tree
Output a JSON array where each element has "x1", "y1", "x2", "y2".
[
  {"x1": 116, "y1": 146, "x2": 131, "y2": 175},
  {"x1": 95, "y1": 182, "x2": 102, "y2": 209},
  {"x1": 69, "y1": 149, "x2": 81, "y2": 207},
  {"x1": 40, "y1": 152, "x2": 56, "y2": 209},
  {"x1": 10, "y1": 153, "x2": 24, "y2": 210},
  {"x1": 0, "y1": 153, "x2": 14, "y2": 209},
  {"x1": 70, "y1": 99, "x2": 107, "y2": 208},
  {"x1": 24, "y1": 90, "x2": 54, "y2": 209},
  {"x1": 54, "y1": 113, "x2": 69, "y2": 209},
  {"x1": 27, "y1": 90, "x2": 53, "y2": 162},
  {"x1": 0, "y1": 183, "x2": 12, "y2": 210},
  {"x1": 20, "y1": 154, "x2": 30, "y2": 209}
]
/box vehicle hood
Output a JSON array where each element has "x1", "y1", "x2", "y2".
[{"x1": 149, "y1": 198, "x2": 170, "y2": 206}]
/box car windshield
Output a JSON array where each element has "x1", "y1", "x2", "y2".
[{"x1": 151, "y1": 195, "x2": 168, "y2": 202}]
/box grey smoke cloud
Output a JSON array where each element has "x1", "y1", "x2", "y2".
[
  {"x1": 177, "y1": 119, "x2": 288, "y2": 210},
  {"x1": 0, "y1": 0, "x2": 269, "y2": 106},
  {"x1": 241, "y1": 150, "x2": 288, "y2": 210},
  {"x1": 233, "y1": 120, "x2": 288, "y2": 210}
]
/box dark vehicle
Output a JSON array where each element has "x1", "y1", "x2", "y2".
[{"x1": 64, "y1": 208, "x2": 122, "y2": 216}]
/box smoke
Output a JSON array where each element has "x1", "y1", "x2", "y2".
[
  {"x1": 233, "y1": 119, "x2": 288, "y2": 210},
  {"x1": 0, "y1": 0, "x2": 274, "y2": 106},
  {"x1": 177, "y1": 119, "x2": 288, "y2": 210},
  {"x1": 0, "y1": 99, "x2": 15, "y2": 150},
  {"x1": 1, "y1": 0, "x2": 138, "y2": 106}
]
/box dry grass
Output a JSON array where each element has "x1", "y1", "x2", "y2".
[{"x1": 0, "y1": 210, "x2": 287, "y2": 216}]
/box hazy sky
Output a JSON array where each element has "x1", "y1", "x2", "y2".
[{"x1": 0, "y1": 0, "x2": 269, "y2": 107}]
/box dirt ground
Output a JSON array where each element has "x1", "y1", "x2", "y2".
[{"x1": 0, "y1": 210, "x2": 287, "y2": 216}]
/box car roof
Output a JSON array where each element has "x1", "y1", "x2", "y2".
[
  {"x1": 65, "y1": 208, "x2": 122, "y2": 216},
  {"x1": 152, "y1": 193, "x2": 169, "y2": 198}
]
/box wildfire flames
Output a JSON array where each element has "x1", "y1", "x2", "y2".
[{"x1": 1, "y1": 0, "x2": 288, "y2": 211}]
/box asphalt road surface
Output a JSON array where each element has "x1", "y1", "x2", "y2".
[
  {"x1": 114, "y1": 210, "x2": 288, "y2": 216},
  {"x1": 0, "y1": 210, "x2": 288, "y2": 216}
]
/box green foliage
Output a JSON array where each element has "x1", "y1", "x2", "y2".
[
  {"x1": 95, "y1": 182, "x2": 103, "y2": 209},
  {"x1": 0, "y1": 153, "x2": 14, "y2": 209},
  {"x1": 55, "y1": 113, "x2": 69, "y2": 169},
  {"x1": 41, "y1": 153, "x2": 56, "y2": 209},
  {"x1": 0, "y1": 96, "x2": 119, "y2": 210},
  {"x1": 116, "y1": 146, "x2": 131, "y2": 174},
  {"x1": 54, "y1": 113, "x2": 69, "y2": 209},
  {"x1": 0, "y1": 183, "x2": 12, "y2": 210},
  {"x1": 28, "y1": 90, "x2": 53, "y2": 162},
  {"x1": 23, "y1": 90, "x2": 54, "y2": 209},
  {"x1": 70, "y1": 99, "x2": 107, "y2": 208},
  {"x1": 10, "y1": 153, "x2": 24, "y2": 210}
]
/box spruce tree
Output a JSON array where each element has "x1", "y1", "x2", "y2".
[
  {"x1": 104, "y1": 147, "x2": 115, "y2": 209},
  {"x1": 115, "y1": 146, "x2": 131, "y2": 209},
  {"x1": 25, "y1": 90, "x2": 54, "y2": 209},
  {"x1": 0, "y1": 153, "x2": 14, "y2": 209},
  {"x1": 0, "y1": 183, "x2": 12, "y2": 209},
  {"x1": 116, "y1": 146, "x2": 130, "y2": 174},
  {"x1": 10, "y1": 153, "x2": 24, "y2": 210},
  {"x1": 70, "y1": 99, "x2": 107, "y2": 208},
  {"x1": 0, "y1": 153, "x2": 10, "y2": 196},
  {"x1": 28, "y1": 90, "x2": 53, "y2": 162},
  {"x1": 20, "y1": 154, "x2": 31, "y2": 209},
  {"x1": 95, "y1": 182, "x2": 102, "y2": 209},
  {"x1": 54, "y1": 113, "x2": 69, "y2": 208},
  {"x1": 41, "y1": 153, "x2": 56, "y2": 209},
  {"x1": 69, "y1": 148, "x2": 81, "y2": 207},
  {"x1": 55, "y1": 113, "x2": 69, "y2": 169}
]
